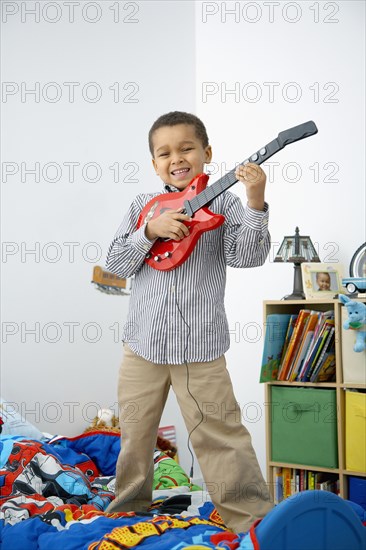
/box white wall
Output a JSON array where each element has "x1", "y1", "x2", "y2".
[
  {"x1": 1, "y1": 1, "x2": 365, "y2": 479},
  {"x1": 195, "y1": 0, "x2": 365, "y2": 473},
  {"x1": 1, "y1": 0, "x2": 197, "y2": 472}
]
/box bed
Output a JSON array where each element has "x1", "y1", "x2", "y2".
[{"x1": 1, "y1": 428, "x2": 365, "y2": 549}]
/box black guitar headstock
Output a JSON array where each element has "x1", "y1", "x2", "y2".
[{"x1": 277, "y1": 121, "x2": 318, "y2": 147}]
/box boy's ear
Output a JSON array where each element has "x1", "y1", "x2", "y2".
[
  {"x1": 152, "y1": 157, "x2": 159, "y2": 175},
  {"x1": 205, "y1": 145, "x2": 213, "y2": 164}
]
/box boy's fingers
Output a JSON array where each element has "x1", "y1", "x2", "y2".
[
  {"x1": 173, "y1": 213, "x2": 192, "y2": 221},
  {"x1": 236, "y1": 164, "x2": 262, "y2": 182},
  {"x1": 237, "y1": 162, "x2": 260, "y2": 171},
  {"x1": 174, "y1": 222, "x2": 190, "y2": 236}
]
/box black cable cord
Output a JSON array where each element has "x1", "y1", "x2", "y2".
[{"x1": 172, "y1": 269, "x2": 204, "y2": 479}]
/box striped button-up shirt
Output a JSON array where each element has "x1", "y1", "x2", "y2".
[{"x1": 106, "y1": 184, "x2": 270, "y2": 364}]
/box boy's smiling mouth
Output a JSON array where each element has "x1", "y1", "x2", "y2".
[{"x1": 171, "y1": 167, "x2": 190, "y2": 175}]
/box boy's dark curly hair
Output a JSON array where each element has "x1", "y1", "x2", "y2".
[{"x1": 148, "y1": 111, "x2": 209, "y2": 156}]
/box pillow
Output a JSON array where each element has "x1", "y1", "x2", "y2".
[{"x1": 0, "y1": 398, "x2": 44, "y2": 440}]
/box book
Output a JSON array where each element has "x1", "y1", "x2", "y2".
[
  {"x1": 316, "y1": 352, "x2": 336, "y2": 382},
  {"x1": 297, "y1": 312, "x2": 334, "y2": 381},
  {"x1": 300, "y1": 469, "x2": 305, "y2": 492},
  {"x1": 290, "y1": 469, "x2": 297, "y2": 495},
  {"x1": 286, "y1": 313, "x2": 312, "y2": 380},
  {"x1": 259, "y1": 314, "x2": 291, "y2": 382},
  {"x1": 278, "y1": 310, "x2": 311, "y2": 381},
  {"x1": 300, "y1": 312, "x2": 333, "y2": 373},
  {"x1": 310, "y1": 327, "x2": 336, "y2": 382},
  {"x1": 308, "y1": 471, "x2": 315, "y2": 490},
  {"x1": 279, "y1": 314, "x2": 298, "y2": 367},
  {"x1": 290, "y1": 312, "x2": 321, "y2": 381},
  {"x1": 294, "y1": 469, "x2": 300, "y2": 493},
  {"x1": 274, "y1": 467, "x2": 283, "y2": 504},
  {"x1": 304, "y1": 319, "x2": 335, "y2": 381},
  {"x1": 283, "y1": 467, "x2": 292, "y2": 499}
]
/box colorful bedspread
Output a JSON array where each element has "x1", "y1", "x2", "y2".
[
  {"x1": 0, "y1": 432, "x2": 237, "y2": 549},
  {"x1": 3, "y1": 433, "x2": 364, "y2": 549},
  {"x1": 0, "y1": 432, "x2": 119, "y2": 522}
]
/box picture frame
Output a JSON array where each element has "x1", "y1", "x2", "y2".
[{"x1": 301, "y1": 263, "x2": 345, "y2": 299}]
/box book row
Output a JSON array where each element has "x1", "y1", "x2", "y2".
[
  {"x1": 273, "y1": 467, "x2": 339, "y2": 504},
  {"x1": 260, "y1": 309, "x2": 336, "y2": 383}
]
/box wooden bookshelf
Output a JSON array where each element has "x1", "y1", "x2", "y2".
[{"x1": 263, "y1": 298, "x2": 366, "y2": 502}]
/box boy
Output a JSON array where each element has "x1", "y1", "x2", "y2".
[{"x1": 105, "y1": 111, "x2": 273, "y2": 533}]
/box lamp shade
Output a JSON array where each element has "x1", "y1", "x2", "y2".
[
  {"x1": 274, "y1": 227, "x2": 320, "y2": 264},
  {"x1": 275, "y1": 227, "x2": 320, "y2": 300}
]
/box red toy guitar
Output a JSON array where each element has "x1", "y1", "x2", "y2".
[{"x1": 137, "y1": 121, "x2": 318, "y2": 271}]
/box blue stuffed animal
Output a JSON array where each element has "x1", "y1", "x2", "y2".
[{"x1": 339, "y1": 294, "x2": 366, "y2": 352}]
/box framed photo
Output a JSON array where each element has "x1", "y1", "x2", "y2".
[{"x1": 301, "y1": 263, "x2": 345, "y2": 299}]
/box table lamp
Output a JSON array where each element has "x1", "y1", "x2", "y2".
[{"x1": 274, "y1": 227, "x2": 320, "y2": 299}]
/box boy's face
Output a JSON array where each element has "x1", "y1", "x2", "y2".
[
  {"x1": 317, "y1": 273, "x2": 331, "y2": 290},
  {"x1": 151, "y1": 124, "x2": 212, "y2": 190}
]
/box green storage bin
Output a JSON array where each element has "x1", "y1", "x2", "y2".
[{"x1": 271, "y1": 386, "x2": 338, "y2": 468}]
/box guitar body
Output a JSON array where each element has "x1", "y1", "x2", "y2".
[{"x1": 137, "y1": 173, "x2": 225, "y2": 271}]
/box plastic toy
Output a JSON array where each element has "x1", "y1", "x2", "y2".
[
  {"x1": 250, "y1": 490, "x2": 366, "y2": 550},
  {"x1": 339, "y1": 294, "x2": 366, "y2": 352},
  {"x1": 342, "y1": 277, "x2": 366, "y2": 294},
  {"x1": 91, "y1": 266, "x2": 132, "y2": 295}
]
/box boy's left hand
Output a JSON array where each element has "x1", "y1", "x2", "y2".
[{"x1": 235, "y1": 162, "x2": 266, "y2": 211}]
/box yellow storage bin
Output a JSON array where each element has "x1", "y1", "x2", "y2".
[{"x1": 345, "y1": 391, "x2": 366, "y2": 472}]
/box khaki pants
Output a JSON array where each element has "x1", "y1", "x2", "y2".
[{"x1": 106, "y1": 345, "x2": 273, "y2": 533}]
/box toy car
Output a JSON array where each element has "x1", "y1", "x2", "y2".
[{"x1": 341, "y1": 277, "x2": 366, "y2": 294}]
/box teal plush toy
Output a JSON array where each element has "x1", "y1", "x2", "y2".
[{"x1": 339, "y1": 294, "x2": 366, "y2": 352}]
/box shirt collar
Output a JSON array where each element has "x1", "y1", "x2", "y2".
[{"x1": 163, "y1": 184, "x2": 180, "y2": 193}]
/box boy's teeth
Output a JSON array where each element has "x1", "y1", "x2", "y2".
[{"x1": 173, "y1": 168, "x2": 189, "y2": 174}]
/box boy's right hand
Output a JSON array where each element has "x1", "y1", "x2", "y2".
[{"x1": 145, "y1": 208, "x2": 192, "y2": 241}]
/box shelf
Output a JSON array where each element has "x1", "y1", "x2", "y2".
[
  {"x1": 344, "y1": 470, "x2": 366, "y2": 478},
  {"x1": 269, "y1": 462, "x2": 339, "y2": 473},
  {"x1": 264, "y1": 298, "x2": 366, "y2": 503},
  {"x1": 263, "y1": 299, "x2": 339, "y2": 305},
  {"x1": 267, "y1": 381, "x2": 337, "y2": 388}
]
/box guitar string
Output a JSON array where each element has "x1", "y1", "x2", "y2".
[{"x1": 190, "y1": 169, "x2": 237, "y2": 213}]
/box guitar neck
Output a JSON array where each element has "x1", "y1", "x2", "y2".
[{"x1": 188, "y1": 121, "x2": 318, "y2": 215}]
